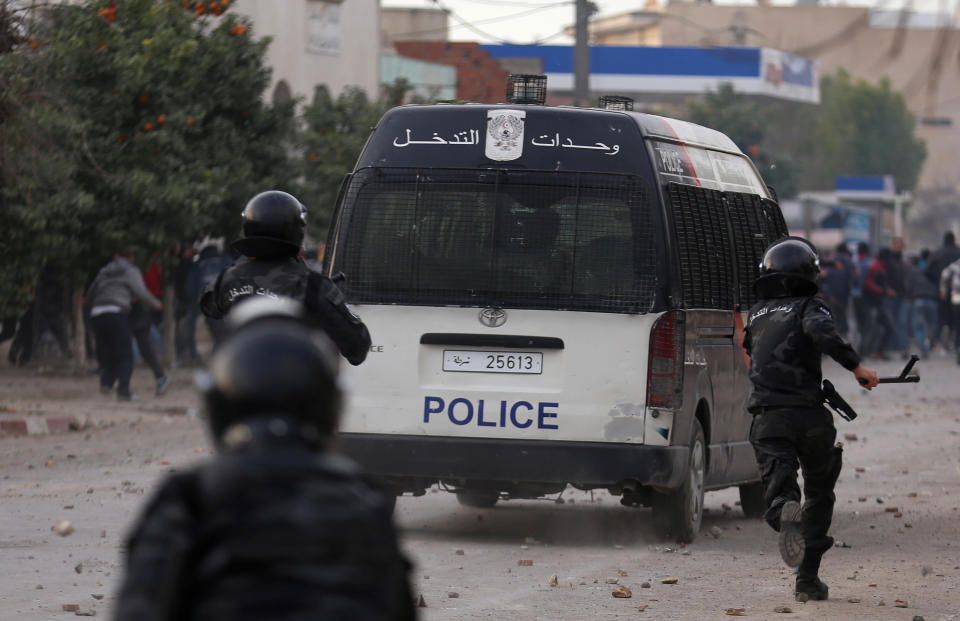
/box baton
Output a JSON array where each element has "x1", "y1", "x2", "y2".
[{"x1": 859, "y1": 354, "x2": 921, "y2": 385}]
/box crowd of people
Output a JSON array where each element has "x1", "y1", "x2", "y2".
[
  {"x1": 819, "y1": 230, "x2": 960, "y2": 363},
  {"x1": 0, "y1": 241, "x2": 237, "y2": 400}
]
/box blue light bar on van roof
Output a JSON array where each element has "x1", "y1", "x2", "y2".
[{"x1": 480, "y1": 45, "x2": 819, "y2": 105}]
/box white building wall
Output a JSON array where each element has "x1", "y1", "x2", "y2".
[{"x1": 232, "y1": 0, "x2": 380, "y2": 102}]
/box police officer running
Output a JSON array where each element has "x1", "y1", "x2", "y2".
[
  {"x1": 739, "y1": 238, "x2": 879, "y2": 602},
  {"x1": 114, "y1": 298, "x2": 414, "y2": 620},
  {"x1": 200, "y1": 190, "x2": 371, "y2": 365}
]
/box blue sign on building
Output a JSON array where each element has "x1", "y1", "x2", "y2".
[{"x1": 480, "y1": 44, "x2": 819, "y2": 104}]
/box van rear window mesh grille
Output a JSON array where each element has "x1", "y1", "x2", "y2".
[
  {"x1": 725, "y1": 191, "x2": 789, "y2": 307},
  {"x1": 667, "y1": 183, "x2": 734, "y2": 309},
  {"x1": 329, "y1": 168, "x2": 659, "y2": 313}
]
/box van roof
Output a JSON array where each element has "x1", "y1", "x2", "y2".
[{"x1": 393, "y1": 103, "x2": 742, "y2": 154}]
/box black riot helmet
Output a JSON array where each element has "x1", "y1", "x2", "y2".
[
  {"x1": 755, "y1": 237, "x2": 820, "y2": 298},
  {"x1": 231, "y1": 190, "x2": 307, "y2": 258},
  {"x1": 198, "y1": 297, "x2": 341, "y2": 446}
]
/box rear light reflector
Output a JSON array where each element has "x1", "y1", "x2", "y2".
[{"x1": 646, "y1": 311, "x2": 684, "y2": 410}]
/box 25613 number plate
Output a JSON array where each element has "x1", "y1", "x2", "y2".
[{"x1": 442, "y1": 350, "x2": 543, "y2": 374}]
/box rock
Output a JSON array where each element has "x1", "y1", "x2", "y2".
[
  {"x1": 907, "y1": 492, "x2": 918, "y2": 498},
  {"x1": 454, "y1": 549, "x2": 464, "y2": 556},
  {"x1": 64, "y1": 505, "x2": 74, "y2": 510},
  {"x1": 35, "y1": 585, "x2": 43, "y2": 590},
  {"x1": 611, "y1": 586, "x2": 632, "y2": 598},
  {"x1": 617, "y1": 569, "x2": 628, "y2": 576},
  {"x1": 795, "y1": 593, "x2": 809, "y2": 603},
  {"x1": 855, "y1": 467, "x2": 866, "y2": 473},
  {"x1": 91, "y1": 594, "x2": 104, "y2": 600},
  {"x1": 894, "y1": 599, "x2": 909, "y2": 608},
  {"x1": 517, "y1": 559, "x2": 533, "y2": 566},
  {"x1": 843, "y1": 433, "x2": 858, "y2": 441},
  {"x1": 913, "y1": 616, "x2": 926, "y2": 621},
  {"x1": 640, "y1": 581, "x2": 651, "y2": 588},
  {"x1": 606, "y1": 577, "x2": 619, "y2": 584},
  {"x1": 894, "y1": 512, "x2": 903, "y2": 518},
  {"x1": 661, "y1": 577, "x2": 678, "y2": 584},
  {"x1": 709, "y1": 526, "x2": 723, "y2": 538},
  {"x1": 847, "y1": 598, "x2": 861, "y2": 603},
  {"x1": 75, "y1": 562, "x2": 83, "y2": 574},
  {"x1": 74, "y1": 610, "x2": 96, "y2": 617},
  {"x1": 858, "y1": 497, "x2": 867, "y2": 502},
  {"x1": 725, "y1": 608, "x2": 746, "y2": 615},
  {"x1": 447, "y1": 591, "x2": 459, "y2": 598},
  {"x1": 884, "y1": 507, "x2": 899, "y2": 513},
  {"x1": 548, "y1": 574, "x2": 558, "y2": 587},
  {"x1": 417, "y1": 594, "x2": 427, "y2": 608},
  {"x1": 773, "y1": 605, "x2": 792, "y2": 613},
  {"x1": 876, "y1": 497, "x2": 884, "y2": 504},
  {"x1": 921, "y1": 565, "x2": 933, "y2": 576},
  {"x1": 52, "y1": 520, "x2": 75, "y2": 536},
  {"x1": 62, "y1": 604, "x2": 80, "y2": 612},
  {"x1": 637, "y1": 604, "x2": 647, "y2": 611}
]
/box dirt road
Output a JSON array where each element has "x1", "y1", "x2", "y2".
[{"x1": 1, "y1": 356, "x2": 958, "y2": 620}]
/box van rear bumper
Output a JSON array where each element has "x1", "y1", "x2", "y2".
[{"x1": 337, "y1": 433, "x2": 689, "y2": 489}]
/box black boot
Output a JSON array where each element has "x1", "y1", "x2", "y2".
[
  {"x1": 795, "y1": 577, "x2": 829, "y2": 601},
  {"x1": 794, "y1": 536, "x2": 833, "y2": 601},
  {"x1": 778, "y1": 500, "x2": 805, "y2": 567}
]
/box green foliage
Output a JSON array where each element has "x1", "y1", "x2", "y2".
[
  {"x1": 0, "y1": 0, "x2": 295, "y2": 308},
  {"x1": 810, "y1": 69, "x2": 926, "y2": 192},
  {"x1": 684, "y1": 82, "x2": 798, "y2": 198},
  {"x1": 296, "y1": 80, "x2": 419, "y2": 242}
]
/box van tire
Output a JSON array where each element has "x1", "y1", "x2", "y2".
[
  {"x1": 651, "y1": 419, "x2": 705, "y2": 543},
  {"x1": 456, "y1": 490, "x2": 500, "y2": 508},
  {"x1": 738, "y1": 481, "x2": 766, "y2": 518}
]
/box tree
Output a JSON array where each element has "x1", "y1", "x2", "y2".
[
  {"x1": 809, "y1": 69, "x2": 926, "y2": 192},
  {"x1": 0, "y1": 0, "x2": 296, "y2": 348},
  {"x1": 684, "y1": 82, "x2": 800, "y2": 198},
  {"x1": 296, "y1": 79, "x2": 419, "y2": 243}
]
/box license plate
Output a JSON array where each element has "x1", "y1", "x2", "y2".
[{"x1": 443, "y1": 350, "x2": 543, "y2": 374}]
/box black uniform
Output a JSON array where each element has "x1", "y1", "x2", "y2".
[
  {"x1": 114, "y1": 417, "x2": 415, "y2": 621},
  {"x1": 742, "y1": 295, "x2": 860, "y2": 579},
  {"x1": 200, "y1": 256, "x2": 371, "y2": 365}
]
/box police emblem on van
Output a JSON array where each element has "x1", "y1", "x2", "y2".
[
  {"x1": 485, "y1": 110, "x2": 525, "y2": 161},
  {"x1": 479, "y1": 307, "x2": 507, "y2": 328}
]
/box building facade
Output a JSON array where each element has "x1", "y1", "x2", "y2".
[
  {"x1": 232, "y1": 0, "x2": 380, "y2": 103},
  {"x1": 589, "y1": 4, "x2": 960, "y2": 191}
]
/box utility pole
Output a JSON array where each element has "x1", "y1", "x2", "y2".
[{"x1": 574, "y1": 0, "x2": 595, "y2": 104}]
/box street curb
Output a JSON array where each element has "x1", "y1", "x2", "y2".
[{"x1": 0, "y1": 415, "x2": 81, "y2": 436}]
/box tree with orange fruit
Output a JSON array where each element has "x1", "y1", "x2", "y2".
[{"x1": 0, "y1": 0, "x2": 295, "y2": 361}]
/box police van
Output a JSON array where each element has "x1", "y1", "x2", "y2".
[{"x1": 325, "y1": 77, "x2": 788, "y2": 542}]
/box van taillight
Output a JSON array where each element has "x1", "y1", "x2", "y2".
[{"x1": 646, "y1": 311, "x2": 684, "y2": 410}]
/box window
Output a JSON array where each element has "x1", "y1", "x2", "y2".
[{"x1": 331, "y1": 168, "x2": 660, "y2": 313}]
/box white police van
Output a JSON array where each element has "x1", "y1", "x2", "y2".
[{"x1": 325, "y1": 79, "x2": 788, "y2": 542}]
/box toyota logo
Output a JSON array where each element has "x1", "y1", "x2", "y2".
[{"x1": 479, "y1": 307, "x2": 506, "y2": 328}]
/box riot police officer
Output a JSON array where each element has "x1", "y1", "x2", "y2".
[
  {"x1": 200, "y1": 190, "x2": 370, "y2": 365},
  {"x1": 740, "y1": 238, "x2": 879, "y2": 602},
  {"x1": 115, "y1": 298, "x2": 414, "y2": 621}
]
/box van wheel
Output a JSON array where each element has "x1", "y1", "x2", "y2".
[
  {"x1": 651, "y1": 419, "x2": 705, "y2": 543},
  {"x1": 455, "y1": 490, "x2": 500, "y2": 508},
  {"x1": 738, "y1": 481, "x2": 766, "y2": 519}
]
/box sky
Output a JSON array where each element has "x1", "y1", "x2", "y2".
[{"x1": 380, "y1": 0, "x2": 947, "y2": 45}]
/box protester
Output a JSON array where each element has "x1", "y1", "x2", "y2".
[
  {"x1": 925, "y1": 231, "x2": 960, "y2": 349},
  {"x1": 908, "y1": 250, "x2": 939, "y2": 358},
  {"x1": 850, "y1": 242, "x2": 872, "y2": 350},
  {"x1": 862, "y1": 248, "x2": 897, "y2": 359},
  {"x1": 939, "y1": 255, "x2": 960, "y2": 365},
  {"x1": 820, "y1": 243, "x2": 855, "y2": 338},
  {"x1": 7, "y1": 265, "x2": 73, "y2": 365},
  {"x1": 884, "y1": 237, "x2": 910, "y2": 356},
  {"x1": 129, "y1": 301, "x2": 168, "y2": 395},
  {"x1": 114, "y1": 298, "x2": 414, "y2": 621},
  {"x1": 85, "y1": 251, "x2": 162, "y2": 401}
]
